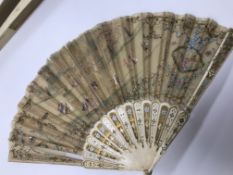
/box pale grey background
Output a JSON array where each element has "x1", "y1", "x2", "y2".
[{"x1": 0, "y1": 0, "x2": 233, "y2": 175}]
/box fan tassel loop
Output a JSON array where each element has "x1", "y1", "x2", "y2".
[{"x1": 144, "y1": 170, "x2": 153, "y2": 175}]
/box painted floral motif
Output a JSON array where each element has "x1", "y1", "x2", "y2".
[{"x1": 172, "y1": 46, "x2": 203, "y2": 72}]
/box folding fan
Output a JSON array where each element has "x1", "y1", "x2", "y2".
[{"x1": 9, "y1": 12, "x2": 233, "y2": 175}]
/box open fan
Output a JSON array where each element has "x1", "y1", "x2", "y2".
[{"x1": 9, "y1": 12, "x2": 233, "y2": 175}]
